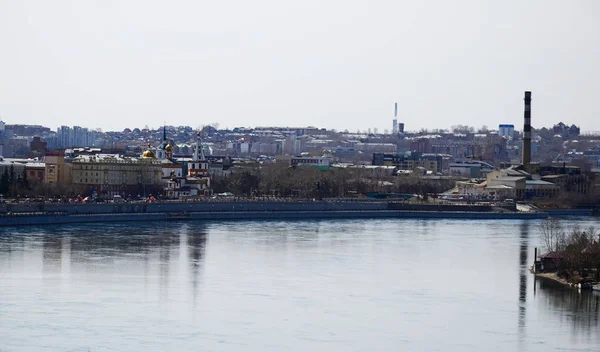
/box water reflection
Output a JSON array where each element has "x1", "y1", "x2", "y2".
[
  {"x1": 536, "y1": 278, "x2": 600, "y2": 341},
  {"x1": 0, "y1": 222, "x2": 208, "y2": 303},
  {"x1": 42, "y1": 234, "x2": 64, "y2": 272},
  {"x1": 2, "y1": 219, "x2": 600, "y2": 350},
  {"x1": 186, "y1": 225, "x2": 207, "y2": 303},
  {"x1": 518, "y1": 222, "x2": 529, "y2": 341}
]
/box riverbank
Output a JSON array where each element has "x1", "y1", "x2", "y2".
[
  {"x1": 534, "y1": 272, "x2": 600, "y2": 291},
  {"x1": 534, "y1": 272, "x2": 570, "y2": 286},
  {"x1": 0, "y1": 199, "x2": 550, "y2": 227},
  {"x1": 0, "y1": 208, "x2": 548, "y2": 227}
]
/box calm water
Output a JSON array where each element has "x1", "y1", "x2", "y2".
[{"x1": 1, "y1": 218, "x2": 600, "y2": 351}]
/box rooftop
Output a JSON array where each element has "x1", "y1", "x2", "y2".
[{"x1": 526, "y1": 180, "x2": 557, "y2": 186}]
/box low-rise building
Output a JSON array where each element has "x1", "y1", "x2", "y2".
[
  {"x1": 487, "y1": 172, "x2": 526, "y2": 199},
  {"x1": 525, "y1": 180, "x2": 560, "y2": 198},
  {"x1": 25, "y1": 162, "x2": 45, "y2": 183},
  {"x1": 354, "y1": 142, "x2": 397, "y2": 153},
  {"x1": 372, "y1": 152, "x2": 444, "y2": 173},
  {"x1": 483, "y1": 167, "x2": 559, "y2": 199},
  {"x1": 0, "y1": 157, "x2": 26, "y2": 178},
  {"x1": 287, "y1": 151, "x2": 335, "y2": 169},
  {"x1": 71, "y1": 153, "x2": 162, "y2": 197},
  {"x1": 449, "y1": 160, "x2": 494, "y2": 178},
  {"x1": 29, "y1": 137, "x2": 47, "y2": 158},
  {"x1": 450, "y1": 162, "x2": 481, "y2": 178},
  {"x1": 44, "y1": 152, "x2": 71, "y2": 184}
]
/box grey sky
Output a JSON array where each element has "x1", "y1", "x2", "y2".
[{"x1": 1, "y1": 0, "x2": 598, "y2": 133}]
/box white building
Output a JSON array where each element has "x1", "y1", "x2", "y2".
[
  {"x1": 166, "y1": 133, "x2": 212, "y2": 198},
  {"x1": 56, "y1": 125, "x2": 103, "y2": 148},
  {"x1": 289, "y1": 151, "x2": 335, "y2": 168}
]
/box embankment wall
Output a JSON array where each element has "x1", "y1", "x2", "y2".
[
  {"x1": 1, "y1": 201, "x2": 388, "y2": 215},
  {"x1": 0, "y1": 209, "x2": 549, "y2": 227}
]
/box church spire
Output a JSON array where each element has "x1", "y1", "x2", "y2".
[
  {"x1": 193, "y1": 131, "x2": 206, "y2": 162},
  {"x1": 193, "y1": 131, "x2": 199, "y2": 161},
  {"x1": 199, "y1": 132, "x2": 206, "y2": 161}
]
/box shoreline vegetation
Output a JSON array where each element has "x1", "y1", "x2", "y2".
[{"x1": 533, "y1": 218, "x2": 600, "y2": 291}]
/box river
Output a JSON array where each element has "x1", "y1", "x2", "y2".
[{"x1": 1, "y1": 218, "x2": 599, "y2": 351}]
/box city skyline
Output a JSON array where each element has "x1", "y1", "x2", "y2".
[
  {"x1": 1, "y1": 1, "x2": 599, "y2": 132},
  {"x1": 0, "y1": 118, "x2": 588, "y2": 135}
]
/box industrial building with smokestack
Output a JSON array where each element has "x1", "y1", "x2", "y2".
[{"x1": 456, "y1": 90, "x2": 568, "y2": 200}]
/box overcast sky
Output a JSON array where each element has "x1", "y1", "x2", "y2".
[{"x1": 0, "y1": 0, "x2": 598, "y2": 133}]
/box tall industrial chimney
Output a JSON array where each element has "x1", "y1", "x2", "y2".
[
  {"x1": 392, "y1": 102, "x2": 398, "y2": 134},
  {"x1": 522, "y1": 91, "x2": 532, "y2": 167}
]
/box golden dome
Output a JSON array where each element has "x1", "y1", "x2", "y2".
[
  {"x1": 142, "y1": 143, "x2": 156, "y2": 159},
  {"x1": 165, "y1": 141, "x2": 173, "y2": 152}
]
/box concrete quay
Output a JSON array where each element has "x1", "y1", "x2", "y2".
[{"x1": 0, "y1": 200, "x2": 549, "y2": 226}]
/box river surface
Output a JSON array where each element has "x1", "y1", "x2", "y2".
[{"x1": 1, "y1": 218, "x2": 599, "y2": 351}]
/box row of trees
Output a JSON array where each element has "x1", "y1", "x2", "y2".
[
  {"x1": 535, "y1": 190, "x2": 600, "y2": 209},
  {"x1": 0, "y1": 165, "x2": 92, "y2": 199},
  {"x1": 0, "y1": 165, "x2": 29, "y2": 197},
  {"x1": 211, "y1": 164, "x2": 456, "y2": 199},
  {"x1": 1, "y1": 163, "x2": 458, "y2": 201}
]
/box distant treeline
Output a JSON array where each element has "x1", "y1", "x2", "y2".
[{"x1": 212, "y1": 164, "x2": 455, "y2": 199}]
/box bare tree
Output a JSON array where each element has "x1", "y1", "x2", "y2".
[
  {"x1": 561, "y1": 226, "x2": 598, "y2": 276},
  {"x1": 539, "y1": 217, "x2": 566, "y2": 252}
]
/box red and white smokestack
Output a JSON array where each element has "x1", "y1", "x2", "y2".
[{"x1": 522, "y1": 91, "x2": 532, "y2": 166}]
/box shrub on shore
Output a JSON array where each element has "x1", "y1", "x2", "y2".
[{"x1": 540, "y1": 218, "x2": 600, "y2": 280}]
